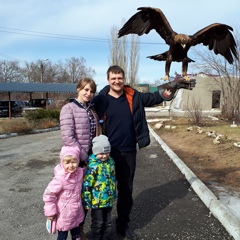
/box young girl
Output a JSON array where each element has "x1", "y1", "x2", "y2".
[{"x1": 43, "y1": 146, "x2": 86, "y2": 240}]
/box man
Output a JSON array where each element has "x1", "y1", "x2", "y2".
[{"x1": 93, "y1": 65, "x2": 195, "y2": 240}]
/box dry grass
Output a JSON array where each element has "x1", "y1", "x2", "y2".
[
  {"x1": 0, "y1": 118, "x2": 59, "y2": 134},
  {"x1": 148, "y1": 117, "x2": 240, "y2": 192}
]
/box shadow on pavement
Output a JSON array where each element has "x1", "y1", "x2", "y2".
[{"x1": 131, "y1": 179, "x2": 189, "y2": 230}]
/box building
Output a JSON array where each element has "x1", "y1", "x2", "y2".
[{"x1": 172, "y1": 74, "x2": 222, "y2": 111}]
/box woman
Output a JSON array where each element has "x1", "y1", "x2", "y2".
[
  {"x1": 60, "y1": 77, "x2": 99, "y2": 164},
  {"x1": 60, "y1": 78, "x2": 99, "y2": 240}
]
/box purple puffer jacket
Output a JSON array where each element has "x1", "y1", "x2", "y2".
[
  {"x1": 43, "y1": 165, "x2": 85, "y2": 231},
  {"x1": 60, "y1": 102, "x2": 98, "y2": 162}
]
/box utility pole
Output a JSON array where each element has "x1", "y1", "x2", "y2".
[
  {"x1": 40, "y1": 58, "x2": 48, "y2": 99},
  {"x1": 40, "y1": 58, "x2": 48, "y2": 83}
]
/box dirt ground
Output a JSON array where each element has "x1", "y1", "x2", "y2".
[{"x1": 148, "y1": 117, "x2": 240, "y2": 192}]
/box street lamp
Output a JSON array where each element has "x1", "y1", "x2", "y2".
[{"x1": 40, "y1": 58, "x2": 49, "y2": 83}]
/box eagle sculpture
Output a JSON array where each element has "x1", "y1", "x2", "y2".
[{"x1": 118, "y1": 7, "x2": 238, "y2": 81}]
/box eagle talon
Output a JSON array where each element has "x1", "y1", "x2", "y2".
[
  {"x1": 163, "y1": 75, "x2": 170, "y2": 81},
  {"x1": 183, "y1": 76, "x2": 190, "y2": 82}
]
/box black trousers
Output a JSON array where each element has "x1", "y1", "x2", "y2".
[
  {"x1": 57, "y1": 226, "x2": 80, "y2": 240},
  {"x1": 91, "y1": 207, "x2": 112, "y2": 240},
  {"x1": 110, "y1": 149, "x2": 137, "y2": 232}
]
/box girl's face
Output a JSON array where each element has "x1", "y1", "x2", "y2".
[
  {"x1": 77, "y1": 83, "x2": 95, "y2": 105},
  {"x1": 62, "y1": 156, "x2": 78, "y2": 173}
]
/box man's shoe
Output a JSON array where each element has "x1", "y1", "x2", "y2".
[{"x1": 124, "y1": 227, "x2": 139, "y2": 240}]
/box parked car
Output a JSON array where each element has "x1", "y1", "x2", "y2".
[
  {"x1": 29, "y1": 98, "x2": 54, "y2": 109},
  {"x1": 0, "y1": 100, "x2": 27, "y2": 117},
  {"x1": 65, "y1": 97, "x2": 75, "y2": 103},
  {"x1": 23, "y1": 101, "x2": 30, "y2": 107}
]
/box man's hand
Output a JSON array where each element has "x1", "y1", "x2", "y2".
[
  {"x1": 161, "y1": 78, "x2": 196, "y2": 90},
  {"x1": 158, "y1": 78, "x2": 196, "y2": 101}
]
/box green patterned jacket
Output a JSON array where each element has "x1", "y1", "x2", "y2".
[{"x1": 82, "y1": 154, "x2": 117, "y2": 209}]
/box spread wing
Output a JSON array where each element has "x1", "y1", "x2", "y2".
[
  {"x1": 190, "y1": 23, "x2": 238, "y2": 64},
  {"x1": 118, "y1": 7, "x2": 176, "y2": 45}
]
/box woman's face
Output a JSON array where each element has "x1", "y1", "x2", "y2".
[{"x1": 77, "y1": 83, "x2": 95, "y2": 104}]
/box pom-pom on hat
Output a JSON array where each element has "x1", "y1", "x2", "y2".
[
  {"x1": 92, "y1": 135, "x2": 111, "y2": 155},
  {"x1": 60, "y1": 146, "x2": 80, "y2": 164}
]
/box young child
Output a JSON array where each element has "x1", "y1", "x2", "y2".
[
  {"x1": 82, "y1": 135, "x2": 117, "y2": 240},
  {"x1": 43, "y1": 145, "x2": 86, "y2": 240}
]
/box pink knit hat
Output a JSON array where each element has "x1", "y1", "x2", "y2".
[{"x1": 60, "y1": 146, "x2": 80, "y2": 164}]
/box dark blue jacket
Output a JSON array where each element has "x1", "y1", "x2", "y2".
[{"x1": 92, "y1": 85, "x2": 164, "y2": 149}]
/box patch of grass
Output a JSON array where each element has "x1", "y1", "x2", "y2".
[
  {"x1": 149, "y1": 117, "x2": 240, "y2": 191},
  {"x1": 25, "y1": 108, "x2": 60, "y2": 121},
  {"x1": 0, "y1": 117, "x2": 59, "y2": 135},
  {"x1": 31, "y1": 118, "x2": 59, "y2": 129},
  {"x1": 0, "y1": 118, "x2": 33, "y2": 134}
]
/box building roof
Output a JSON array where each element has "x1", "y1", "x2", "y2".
[{"x1": 0, "y1": 82, "x2": 77, "y2": 93}]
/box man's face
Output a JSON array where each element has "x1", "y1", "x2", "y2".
[{"x1": 108, "y1": 72, "x2": 125, "y2": 93}]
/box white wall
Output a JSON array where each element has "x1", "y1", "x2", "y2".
[{"x1": 165, "y1": 76, "x2": 222, "y2": 111}]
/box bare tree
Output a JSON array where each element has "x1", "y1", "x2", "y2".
[
  {"x1": 109, "y1": 26, "x2": 119, "y2": 65},
  {"x1": 22, "y1": 62, "x2": 39, "y2": 83},
  {"x1": 0, "y1": 60, "x2": 22, "y2": 82},
  {"x1": 44, "y1": 61, "x2": 59, "y2": 83},
  {"x1": 55, "y1": 60, "x2": 69, "y2": 83},
  {"x1": 192, "y1": 27, "x2": 240, "y2": 121},
  {"x1": 109, "y1": 25, "x2": 128, "y2": 73},
  {"x1": 185, "y1": 97, "x2": 203, "y2": 126},
  {"x1": 128, "y1": 34, "x2": 139, "y2": 87},
  {"x1": 65, "y1": 57, "x2": 93, "y2": 83},
  {"x1": 109, "y1": 23, "x2": 139, "y2": 86},
  {"x1": 2, "y1": 57, "x2": 96, "y2": 84},
  {"x1": 22, "y1": 60, "x2": 55, "y2": 83},
  {"x1": 57, "y1": 57, "x2": 95, "y2": 83}
]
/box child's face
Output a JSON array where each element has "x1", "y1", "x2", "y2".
[
  {"x1": 96, "y1": 152, "x2": 110, "y2": 161},
  {"x1": 62, "y1": 156, "x2": 78, "y2": 173}
]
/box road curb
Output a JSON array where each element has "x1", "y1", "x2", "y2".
[{"x1": 148, "y1": 125, "x2": 240, "y2": 240}]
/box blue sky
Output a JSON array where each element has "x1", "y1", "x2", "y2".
[{"x1": 0, "y1": 0, "x2": 239, "y2": 90}]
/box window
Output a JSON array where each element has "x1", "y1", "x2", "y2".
[{"x1": 212, "y1": 90, "x2": 221, "y2": 108}]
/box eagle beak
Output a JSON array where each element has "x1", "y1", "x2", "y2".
[{"x1": 181, "y1": 44, "x2": 186, "y2": 49}]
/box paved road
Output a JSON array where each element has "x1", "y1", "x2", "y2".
[{"x1": 0, "y1": 130, "x2": 233, "y2": 240}]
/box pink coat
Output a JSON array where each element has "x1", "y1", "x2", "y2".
[
  {"x1": 60, "y1": 101, "x2": 99, "y2": 162},
  {"x1": 43, "y1": 165, "x2": 85, "y2": 231}
]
